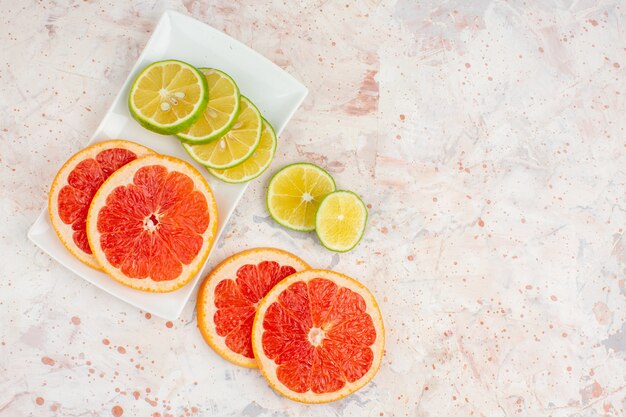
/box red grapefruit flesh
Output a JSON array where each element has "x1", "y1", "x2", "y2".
[
  {"x1": 48, "y1": 140, "x2": 155, "y2": 269},
  {"x1": 252, "y1": 269, "x2": 385, "y2": 403},
  {"x1": 86, "y1": 154, "x2": 218, "y2": 292},
  {"x1": 197, "y1": 248, "x2": 309, "y2": 367}
]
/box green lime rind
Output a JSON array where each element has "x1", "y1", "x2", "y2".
[
  {"x1": 176, "y1": 68, "x2": 241, "y2": 144},
  {"x1": 128, "y1": 60, "x2": 209, "y2": 135},
  {"x1": 182, "y1": 96, "x2": 262, "y2": 169},
  {"x1": 266, "y1": 162, "x2": 336, "y2": 232},
  {"x1": 208, "y1": 119, "x2": 277, "y2": 184},
  {"x1": 315, "y1": 190, "x2": 368, "y2": 252}
]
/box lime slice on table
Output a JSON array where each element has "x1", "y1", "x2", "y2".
[
  {"x1": 266, "y1": 163, "x2": 336, "y2": 232},
  {"x1": 183, "y1": 96, "x2": 262, "y2": 169},
  {"x1": 315, "y1": 190, "x2": 368, "y2": 252},
  {"x1": 208, "y1": 119, "x2": 277, "y2": 183},
  {"x1": 176, "y1": 68, "x2": 241, "y2": 144},
  {"x1": 128, "y1": 60, "x2": 208, "y2": 135}
]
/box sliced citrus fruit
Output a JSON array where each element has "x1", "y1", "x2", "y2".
[
  {"x1": 48, "y1": 140, "x2": 155, "y2": 269},
  {"x1": 208, "y1": 119, "x2": 277, "y2": 183},
  {"x1": 86, "y1": 154, "x2": 218, "y2": 292},
  {"x1": 266, "y1": 163, "x2": 336, "y2": 232},
  {"x1": 128, "y1": 60, "x2": 208, "y2": 135},
  {"x1": 315, "y1": 190, "x2": 368, "y2": 252},
  {"x1": 182, "y1": 96, "x2": 262, "y2": 169},
  {"x1": 197, "y1": 248, "x2": 309, "y2": 367},
  {"x1": 176, "y1": 68, "x2": 240, "y2": 144},
  {"x1": 252, "y1": 269, "x2": 385, "y2": 403}
]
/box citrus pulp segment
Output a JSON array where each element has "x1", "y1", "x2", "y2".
[
  {"x1": 86, "y1": 154, "x2": 218, "y2": 292},
  {"x1": 176, "y1": 68, "x2": 241, "y2": 143},
  {"x1": 266, "y1": 163, "x2": 336, "y2": 231},
  {"x1": 128, "y1": 60, "x2": 208, "y2": 135},
  {"x1": 208, "y1": 119, "x2": 277, "y2": 183},
  {"x1": 197, "y1": 248, "x2": 309, "y2": 368},
  {"x1": 48, "y1": 140, "x2": 155, "y2": 269},
  {"x1": 315, "y1": 190, "x2": 368, "y2": 252},
  {"x1": 182, "y1": 96, "x2": 262, "y2": 169},
  {"x1": 252, "y1": 269, "x2": 385, "y2": 403}
]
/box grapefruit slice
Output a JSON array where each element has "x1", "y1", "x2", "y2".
[
  {"x1": 252, "y1": 269, "x2": 385, "y2": 403},
  {"x1": 86, "y1": 154, "x2": 218, "y2": 292},
  {"x1": 197, "y1": 248, "x2": 309, "y2": 368},
  {"x1": 48, "y1": 140, "x2": 155, "y2": 269}
]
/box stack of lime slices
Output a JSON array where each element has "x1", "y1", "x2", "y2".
[
  {"x1": 266, "y1": 163, "x2": 368, "y2": 252},
  {"x1": 128, "y1": 60, "x2": 276, "y2": 183}
]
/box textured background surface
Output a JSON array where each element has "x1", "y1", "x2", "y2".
[{"x1": 1, "y1": 1, "x2": 625, "y2": 416}]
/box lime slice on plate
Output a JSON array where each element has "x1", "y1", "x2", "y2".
[
  {"x1": 266, "y1": 163, "x2": 336, "y2": 232},
  {"x1": 128, "y1": 60, "x2": 208, "y2": 135},
  {"x1": 183, "y1": 96, "x2": 262, "y2": 169},
  {"x1": 176, "y1": 68, "x2": 241, "y2": 143},
  {"x1": 315, "y1": 190, "x2": 368, "y2": 252},
  {"x1": 209, "y1": 119, "x2": 277, "y2": 183}
]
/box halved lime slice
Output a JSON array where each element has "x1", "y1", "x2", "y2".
[
  {"x1": 315, "y1": 190, "x2": 368, "y2": 252},
  {"x1": 266, "y1": 163, "x2": 336, "y2": 232},
  {"x1": 208, "y1": 119, "x2": 277, "y2": 183},
  {"x1": 176, "y1": 68, "x2": 241, "y2": 144},
  {"x1": 183, "y1": 96, "x2": 262, "y2": 169},
  {"x1": 128, "y1": 60, "x2": 208, "y2": 135}
]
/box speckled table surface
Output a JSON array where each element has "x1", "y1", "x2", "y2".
[{"x1": 1, "y1": 1, "x2": 625, "y2": 416}]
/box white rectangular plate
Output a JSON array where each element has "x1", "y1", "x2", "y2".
[{"x1": 28, "y1": 10, "x2": 307, "y2": 320}]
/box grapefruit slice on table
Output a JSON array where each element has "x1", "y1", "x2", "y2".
[
  {"x1": 86, "y1": 154, "x2": 218, "y2": 292},
  {"x1": 48, "y1": 140, "x2": 155, "y2": 269},
  {"x1": 252, "y1": 269, "x2": 385, "y2": 403},
  {"x1": 197, "y1": 248, "x2": 309, "y2": 368}
]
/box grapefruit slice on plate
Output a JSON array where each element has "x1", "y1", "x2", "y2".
[
  {"x1": 197, "y1": 248, "x2": 309, "y2": 367},
  {"x1": 252, "y1": 269, "x2": 385, "y2": 403},
  {"x1": 86, "y1": 154, "x2": 218, "y2": 292},
  {"x1": 48, "y1": 140, "x2": 155, "y2": 269}
]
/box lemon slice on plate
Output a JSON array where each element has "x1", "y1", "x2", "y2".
[
  {"x1": 266, "y1": 163, "x2": 336, "y2": 231},
  {"x1": 183, "y1": 96, "x2": 262, "y2": 169},
  {"x1": 128, "y1": 60, "x2": 208, "y2": 134},
  {"x1": 208, "y1": 119, "x2": 277, "y2": 183},
  {"x1": 315, "y1": 190, "x2": 368, "y2": 252},
  {"x1": 177, "y1": 68, "x2": 241, "y2": 144}
]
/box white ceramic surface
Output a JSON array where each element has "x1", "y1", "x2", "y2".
[{"x1": 27, "y1": 10, "x2": 308, "y2": 320}]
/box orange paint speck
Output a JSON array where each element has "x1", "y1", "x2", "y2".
[
  {"x1": 112, "y1": 405, "x2": 124, "y2": 417},
  {"x1": 153, "y1": 413, "x2": 162, "y2": 417},
  {"x1": 165, "y1": 321, "x2": 173, "y2": 328},
  {"x1": 550, "y1": 295, "x2": 558, "y2": 301},
  {"x1": 538, "y1": 47, "x2": 544, "y2": 53},
  {"x1": 477, "y1": 218, "x2": 485, "y2": 227},
  {"x1": 191, "y1": 407, "x2": 198, "y2": 414},
  {"x1": 380, "y1": 226, "x2": 388, "y2": 234},
  {"x1": 71, "y1": 316, "x2": 81, "y2": 325},
  {"x1": 407, "y1": 255, "x2": 414, "y2": 261},
  {"x1": 117, "y1": 346, "x2": 126, "y2": 354},
  {"x1": 613, "y1": 62, "x2": 620, "y2": 68},
  {"x1": 133, "y1": 391, "x2": 140, "y2": 400},
  {"x1": 145, "y1": 313, "x2": 152, "y2": 319},
  {"x1": 432, "y1": 197, "x2": 438, "y2": 202},
  {"x1": 399, "y1": 114, "x2": 405, "y2": 121},
  {"x1": 589, "y1": 19, "x2": 598, "y2": 26},
  {"x1": 102, "y1": 339, "x2": 110, "y2": 345},
  {"x1": 50, "y1": 404, "x2": 58, "y2": 412},
  {"x1": 41, "y1": 356, "x2": 55, "y2": 366},
  {"x1": 464, "y1": 63, "x2": 471, "y2": 68},
  {"x1": 36, "y1": 397, "x2": 44, "y2": 406},
  {"x1": 591, "y1": 381, "x2": 603, "y2": 397}
]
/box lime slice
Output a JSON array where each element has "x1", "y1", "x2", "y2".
[
  {"x1": 183, "y1": 96, "x2": 262, "y2": 169},
  {"x1": 266, "y1": 163, "x2": 336, "y2": 232},
  {"x1": 315, "y1": 190, "x2": 368, "y2": 252},
  {"x1": 176, "y1": 68, "x2": 241, "y2": 143},
  {"x1": 209, "y1": 119, "x2": 277, "y2": 183},
  {"x1": 128, "y1": 60, "x2": 208, "y2": 135}
]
